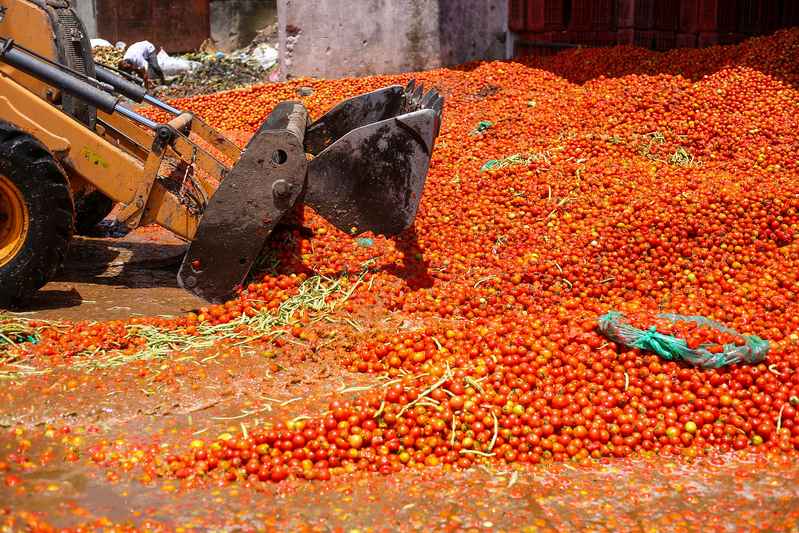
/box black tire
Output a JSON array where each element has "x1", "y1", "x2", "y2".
[
  {"x1": 75, "y1": 190, "x2": 115, "y2": 234},
  {"x1": 0, "y1": 122, "x2": 74, "y2": 307}
]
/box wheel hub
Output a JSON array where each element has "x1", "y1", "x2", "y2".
[{"x1": 0, "y1": 174, "x2": 28, "y2": 268}]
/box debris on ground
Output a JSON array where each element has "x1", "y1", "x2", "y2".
[
  {"x1": 92, "y1": 46, "x2": 124, "y2": 69},
  {"x1": 89, "y1": 38, "x2": 112, "y2": 49},
  {"x1": 598, "y1": 311, "x2": 770, "y2": 368},
  {"x1": 155, "y1": 50, "x2": 200, "y2": 78},
  {"x1": 92, "y1": 27, "x2": 279, "y2": 99},
  {"x1": 155, "y1": 52, "x2": 274, "y2": 98}
]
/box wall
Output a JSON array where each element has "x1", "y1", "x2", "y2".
[
  {"x1": 210, "y1": 0, "x2": 277, "y2": 52},
  {"x1": 278, "y1": 0, "x2": 508, "y2": 79},
  {"x1": 73, "y1": 0, "x2": 277, "y2": 51},
  {"x1": 439, "y1": 1, "x2": 510, "y2": 66},
  {"x1": 93, "y1": 0, "x2": 210, "y2": 53},
  {"x1": 510, "y1": 0, "x2": 799, "y2": 55},
  {"x1": 73, "y1": 0, "x2": 98, "y2": 38}
]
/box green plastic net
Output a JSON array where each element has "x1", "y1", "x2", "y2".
[{"x1": 597, "y1": 311, "x2": 769, "y2": 369}]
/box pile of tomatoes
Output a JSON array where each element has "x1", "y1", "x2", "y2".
[{"x1": 25, "y1": 30, "x2": 799, "y2": 487}]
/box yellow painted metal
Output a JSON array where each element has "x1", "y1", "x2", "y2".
[
  {"x1": 0, "y1": 93, "x2": 71, "y2": 155},
  {"x1": 95, "y1": 111, "x2": 230, "y2": 203},
  {"x1": 95, "y1": 119, "x2": 149, "y2": 162},
  {"x1": 0, "y1": 75, "x2": 138, "y2": 200},
  {"x1": 168, "y1": 113, "x2": 194, "y2": 132},
  {"x1": 116, "y1": 145, "x2": 164, "y2": 229},
  {"x1": 96, "y1": 110, "x2": 151, "y2": 160},
  {"x1": 0, "y1": 71, "x2": 200, "y2": 240},
  {"x1": 0, "y1": 0, "x2": 244, "y2": 246},
  {"x1": 0, "y1": 0, "x2": 61, "y2": 106},
  {"x1": 0, "y1": 173, "x2": 29, "y2": 267},
  {"x1": 139, "y1": 183, "x2": 197, "y2": 238}
]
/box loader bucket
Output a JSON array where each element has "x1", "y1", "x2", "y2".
[
  {"x1": 305, "y1": 80, "x2": 443, "y2": 156},
  {"x1": 178, "y1": 81, "x2": 444, "y2": 303},
  {"x1": 305, "y1": 80, "x2": 444, "y2": 236},
  {"x1": 177, "y1": 101, "x2": 310, "y2": 303}
]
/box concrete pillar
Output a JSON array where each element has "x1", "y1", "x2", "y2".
[
  {"x1": 438, "y1": 0, "x2": 508, "y2": 67},
  {"x1": 72, "y1": 0, "x2": 98, "y2": 38},
  {"x1": 278, "y1": 0, "x2": 508, "y2": 79},
  {"x1": 210, "y1": 0, "x2": 278, "y2": 52}
]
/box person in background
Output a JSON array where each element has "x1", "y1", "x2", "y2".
[{"x1": 118, "y1": 41, "x2": 165, "y2": 89}]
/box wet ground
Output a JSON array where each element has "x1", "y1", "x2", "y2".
[
  {"x1": 4, "y1": 341, "x2": 799, "y2": 532},
  {"x1": 4, "y1": 358, "x2": 799, "y2": 533},
  {"x1": 2, "y1": 228, "x2": 799, "y2": 531},
  {"x1": 16, "y1": 225, "x2": 206, "y2": 322},
  {"x1": 6, "y1": 451, "x2": 799, "y2": 531}
]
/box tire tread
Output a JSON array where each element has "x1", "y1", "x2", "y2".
[{"x1": 0, "y1": 121, "x2": 74, "y2": 306}]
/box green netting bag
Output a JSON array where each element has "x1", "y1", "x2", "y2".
[{"x1": 597, "y1": 311, "x2": 769, "y2": 369}]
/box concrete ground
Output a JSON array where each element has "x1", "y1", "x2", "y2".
[{"x1": 16, "y1": 225, "x2": 206, "y2": 322}]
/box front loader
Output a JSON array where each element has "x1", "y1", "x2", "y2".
[{"x1": 0, "y1": 0, "x2": 443, "y2": 305}]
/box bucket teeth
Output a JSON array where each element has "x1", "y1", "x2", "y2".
[
  {"x1": 402, "y1": 79, "x2": 444, "y2": 119},
  {"x1": 422, "y1": 88, "x2": 437, "y2": 107},
  {"x1": 412, "y1": 85, "x2": 424, "y2": 105}
]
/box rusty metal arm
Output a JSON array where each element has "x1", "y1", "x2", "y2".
[
  {"x1": 165, "y1": 135, "x2": 227, "y2": 199},
  {"x1": 187, "y1": 116, "x2": 243, "y2": 161}
]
